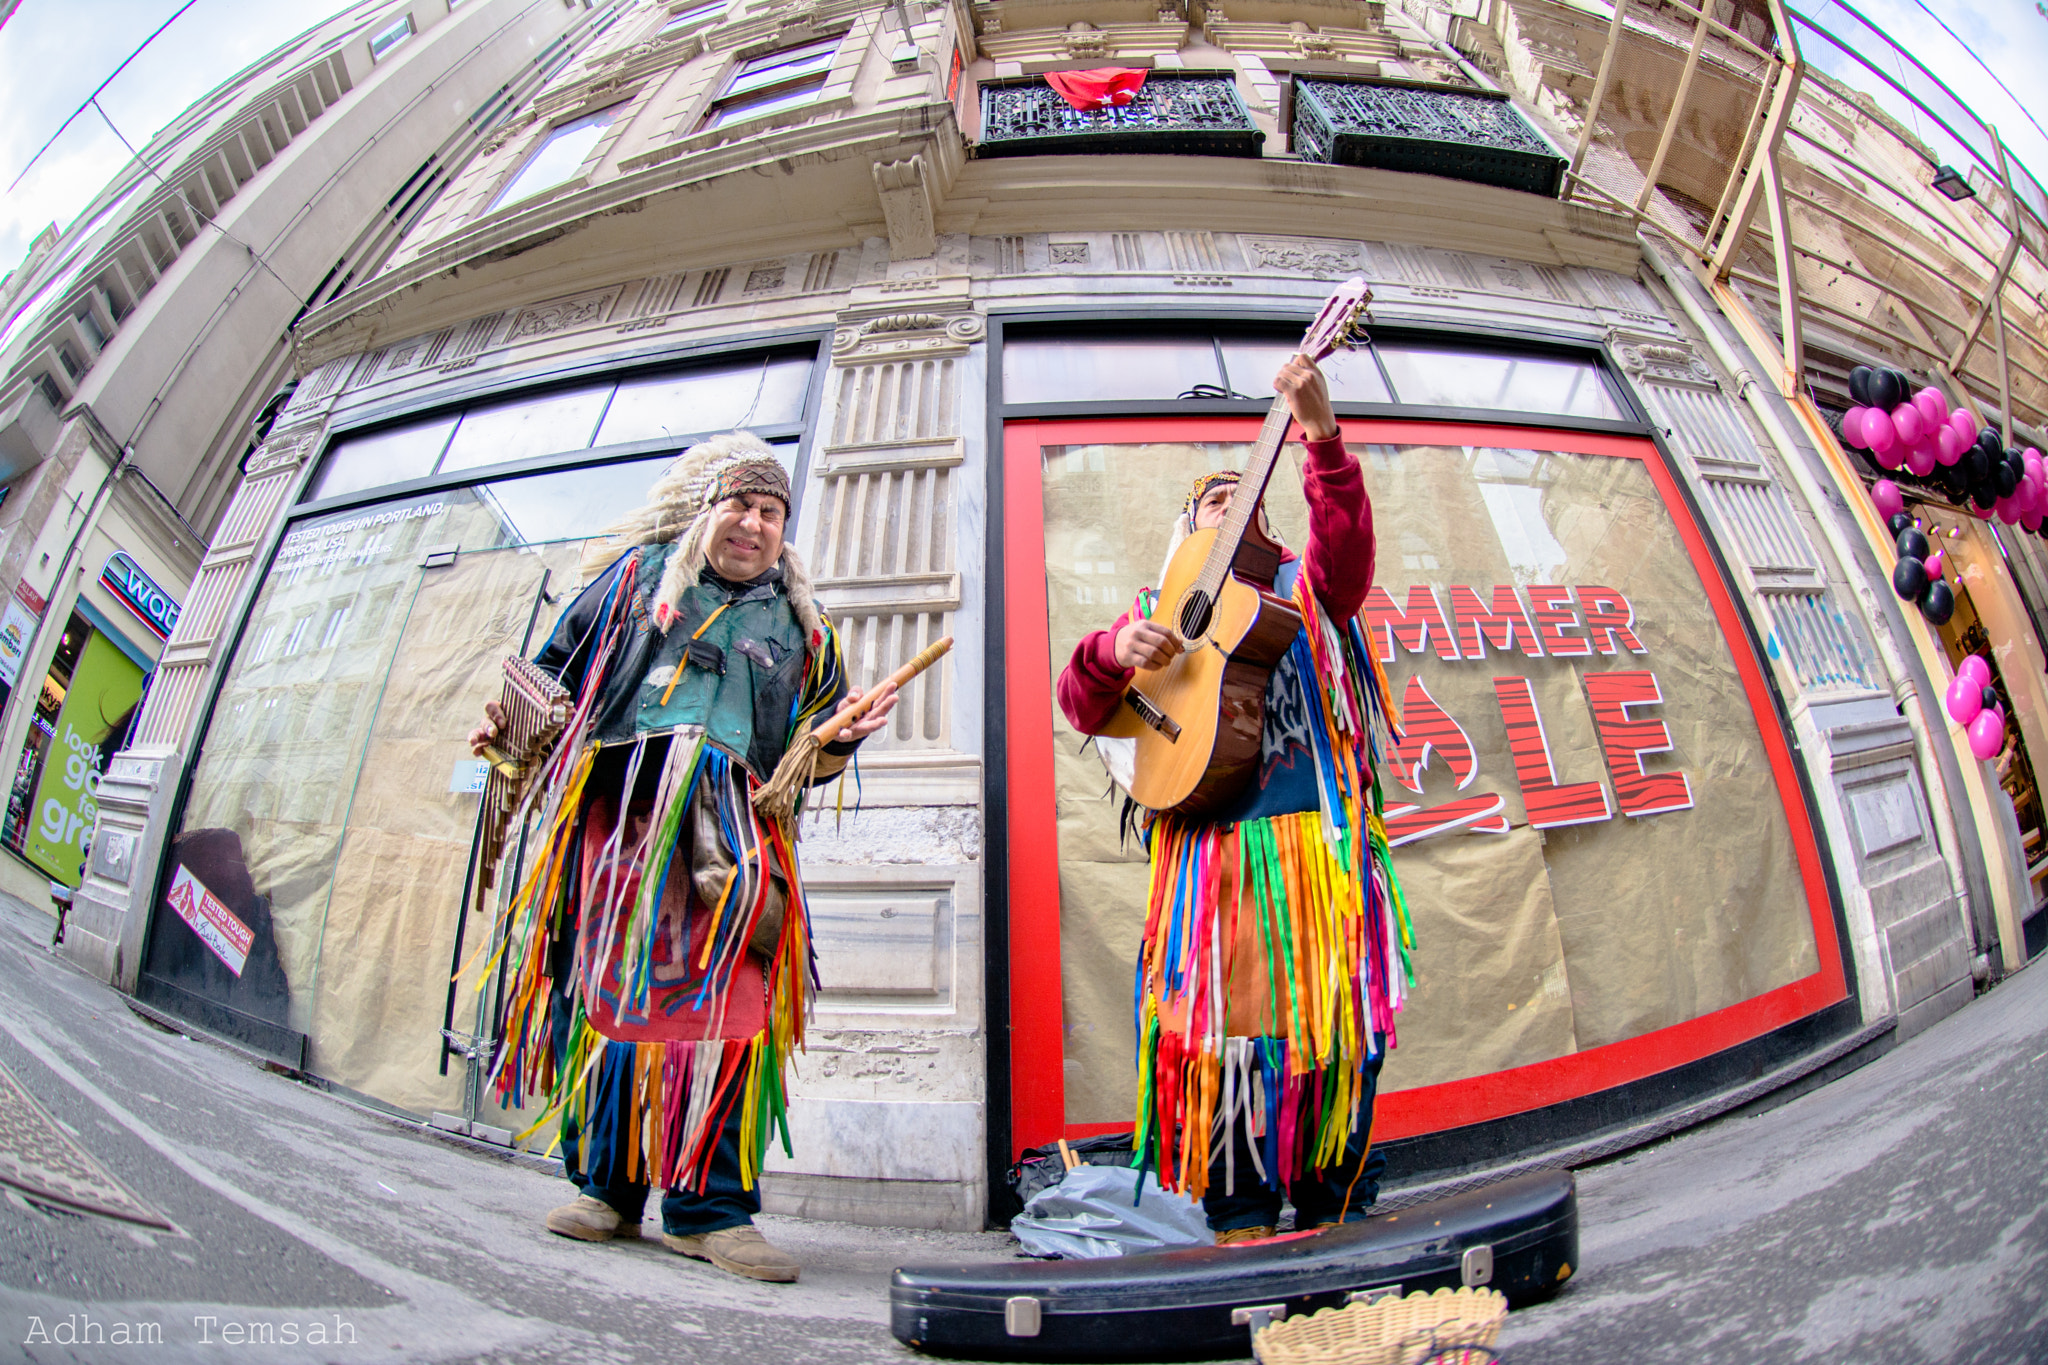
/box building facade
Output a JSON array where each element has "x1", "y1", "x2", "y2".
[
  {"x1": 0, "y1": 0, "x2": 623, "y2": 944},
  {"x1": 33, "y1": 0, "x2": 2046, "y2": 1232}
]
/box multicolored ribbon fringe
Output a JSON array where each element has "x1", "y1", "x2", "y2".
[
  {"x1": 1132, "y1": 577, "x2": 1412, "y2": 1200},
  {"x1": 461, "y1": 549, "x2": 846, "y2": 1193}
]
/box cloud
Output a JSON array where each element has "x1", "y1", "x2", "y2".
[{"x1": 0, "y1": 0, "x2": 351, "y2": 274}]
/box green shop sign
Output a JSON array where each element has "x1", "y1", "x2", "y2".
[{"x1": 26, "y1": 631, "x2": 145, "y2": 886}]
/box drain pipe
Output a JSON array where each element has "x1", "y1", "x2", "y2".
[{"x1": 1637, "y1": 235, "x2": 1975, "y2": 932}]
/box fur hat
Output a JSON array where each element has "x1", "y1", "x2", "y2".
[{"x1": 579, "y1": 430, "x2": 827, "y2": 646}]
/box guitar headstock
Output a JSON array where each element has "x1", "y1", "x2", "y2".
[{"x1": 1298, "y1": 277, "x2": 1374, "y2": 363}]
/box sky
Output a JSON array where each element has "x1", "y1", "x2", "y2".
[
  {"x1": 0, "y1": 0, "x2": 352, "y2": 279},
  {"x1": 0, "y1": 0, "x2": 2045, "y2": 284}
]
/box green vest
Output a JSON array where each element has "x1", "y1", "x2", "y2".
[{"x1": 623, "y1": 544, "x2": 810, "y2": 780}]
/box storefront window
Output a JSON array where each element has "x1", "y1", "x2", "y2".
[
  {"x1": 144, "y1": 449, "x2": 701, "y2": 1092},
  {"x1": 305, "y1": 352, "x2": 813, "y2": 507},
  {"x1": 1375, "y1": 344, "x2": 1624, "y2": 419},
  {"x1": 594, "y1": 354, "x2": 811, "y2": 446},
  {"x1": 1003, "y1": 414, "x2": 1842, "y2": 1153}
]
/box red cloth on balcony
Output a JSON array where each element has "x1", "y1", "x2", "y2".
[{"x1": 1043, "y1": 68, "x2": 1147, "y2": 111}]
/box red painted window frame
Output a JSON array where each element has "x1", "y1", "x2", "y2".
[{"x1": 1002, "y1": 415, "x2": 1848, "y2": 1158}]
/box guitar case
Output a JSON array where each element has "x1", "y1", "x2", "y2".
[{"x1": 891, "y1": 1169, "x2": 1576, "y2": 1361}]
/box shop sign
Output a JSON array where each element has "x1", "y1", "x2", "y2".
[
  {"x1": 0, "y1": 598, "x2": 35, "y2": 688},
  {"x1": 100, "y1": 552, "x2": 180, "y2": 642},
  {"x1": 165, "y1": 864, "x2": 253, "y2": 976},
  {"x1": 25, "y1": 631, "x2": 146, "y2": 887},
  {"x1": 14, "y1": 578, "x2": 47, "y2": 615}
]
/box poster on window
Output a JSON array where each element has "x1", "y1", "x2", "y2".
[
  {"x1": 1017, "y1": 419, "x2": 1843, "y2": 1144},
  {"x1": 25, "y1": 630, "x2": 145, "y2": 885}
]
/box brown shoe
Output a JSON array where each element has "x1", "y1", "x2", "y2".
[
  {"x1": 544, "y1": 1194, "x2": 639, "y2": 1242},
  {"x1": 663, "y1": 1224, "x2": 801, "y2": 1283},
  {"x1": 1214, "y1": 1225, "x2": 1277, "y2": 1246}
]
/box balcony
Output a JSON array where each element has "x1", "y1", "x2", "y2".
[
  {"x1": 1292, "y1": 76, "x2": 1567, "y2": 197},
  {"x1": 975, "y1": 73, "x2": 1264, "y2": 159}
]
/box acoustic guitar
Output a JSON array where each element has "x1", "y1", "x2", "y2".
[{"x1": 1098, "y1": 278, "x2": 1374, "y2": 816}]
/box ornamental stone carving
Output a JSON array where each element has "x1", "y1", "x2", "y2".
[
  {"x1": 1610, "y1": 329, "x2": 1717, "y2": 388},
  {"x1": 831, "y1": 307, "x2": 984, "y2": 364},
  {"x1": 1245, "y1": 237, "x2": 1361, "y2": 277},
  {"x1": 508, "y1": 290, "x2": 617, "y2": 339}
]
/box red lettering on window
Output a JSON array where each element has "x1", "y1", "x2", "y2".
[
  {"x1": 1363, "y1": 585, "x2": 1461, "y2": 663},
  {"x1": 1577, "y1": 586, "x2": 1647, "y2": 655},
  {"x1": 1583, "y1": 670, "x2": 1693, "y2": 816},
  {"x1": 1390, "y1": 676, "x2": 1479, "y2": 794},
  {"x1": 1492, "y1": 676, "x2": 1612, "y2": 828},
  {"x1": 1527, "y1": 585, "x2": 1590, "y2": 658},
  {"x1": 1451, "y1": 585, "x2": 1544, "y2": 659}
]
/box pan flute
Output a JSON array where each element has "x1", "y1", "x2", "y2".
[{"x1": 475, "y1": 655, "x2": 572, "y2": 898}]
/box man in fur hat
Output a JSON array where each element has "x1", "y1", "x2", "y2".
[
  {"x1": 470, "y1": 432, "x2": 894, "y2": 1283},
  {"x1": 1057, "y1": 357, "x2": 1406, "y2": 1244}
]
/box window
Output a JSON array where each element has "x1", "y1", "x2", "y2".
[
  {"x1": 368, "y1": 13, "x2": 414, "y2": 62},
  {"x1": 705, "y1": 38, "x2": 837, "y2": 128},
  {"x1": 489, "y1": 106, "x2": 619, "y2": 213},
  {"x1": 662, "y1": 0, "x2": 723, "y2": 32}
]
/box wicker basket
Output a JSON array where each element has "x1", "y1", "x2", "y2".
[{"x1": 1251, "y1": 1286, "x2": 1508, "y2": 1365}]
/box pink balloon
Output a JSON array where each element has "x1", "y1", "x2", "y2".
[
  {"x1": 1998, "y1": 495, "x2": 2022, "y2": 524},
  {"x1": 1842, "y1": 406, "x2": 1871, "y2": 448},
  {"x1": 1972, "y1": 502, "x2": 1994, "y2": 519},
  {"x1": 1892, "y1": 403, "x2": 1924, "y2": 447},
  {"x1": 2028, "y1": 449, "x2": 2045, "y2": 485},
  {"x1": 2021, "y1": 478, "x2": 2043, "y2": 517},
  {"x1": 1926, "y1": 548, "x2": 1945, "y2": 578},
  {"x1": 2027, "y1": 511, "x2": 2044, "y2": 533},
  {"x1": 1947, "y1": 674, "x2": 1984, "y2": 724},
  {"x1": 1960, "y1": 653, "x2": 1992, "y2": 687},
  {"x1": 1915, "y1": 386, "x2": 1948, "y2": 427},
  {"x1": 1865, "y1": 408, "x2": 1898, "y2": 452},
  {"x1": 1871, "y1": 479, "x2": 1905, "y2": 520},
  {"x1": 1951, "y1": 408, "x2": 1979, "y2": 443},
  {"x1": 1876, "y1": 442, "x2": 1907, "y2": 470},
  {"x1": 1937, "y1": 427, "x2": 1965, "y2": 465},
  {"x1": 1969, "y1": 709, "x2": 2005, "y2": 760},
  {"x1": 1905, "y1": 443, "x2": 1937, "y2": 476}
]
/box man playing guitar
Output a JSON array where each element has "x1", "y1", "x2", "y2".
[{"x1": 1056, "y1": 353, "x2": 1392, "y2": 1243}]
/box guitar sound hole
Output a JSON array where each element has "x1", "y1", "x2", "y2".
[{"x1": 1178, "y1": 591, "x2": 1214, "y2": 642}]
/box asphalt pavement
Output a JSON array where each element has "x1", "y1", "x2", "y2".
[{"x1": 0, "y1": 890, "x2": 2042, "y2": 1364}]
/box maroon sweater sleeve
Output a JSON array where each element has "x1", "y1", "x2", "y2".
[
  {"x1": 1057, "y1": 601, "x2": 1141, "y2": 735},
  {"x1": 1298, "y1": 430, "x2": 1375, "y2": 622}
]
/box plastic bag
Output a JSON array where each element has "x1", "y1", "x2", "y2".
[{"x1": 1011, "y1": 1164, "x2": 1214, "y2": 1260}]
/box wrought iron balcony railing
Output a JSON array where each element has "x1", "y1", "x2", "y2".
[
  {"x1": 1292, "y1": 76, "x2": 1567, "y2": 198},
  {"x1": 976, "y1": 74, "x2": 1264, "y2": 159}
]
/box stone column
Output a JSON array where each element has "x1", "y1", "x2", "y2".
[{"x1": 62, "y1": 417, "x2": 326, "y2": 989}]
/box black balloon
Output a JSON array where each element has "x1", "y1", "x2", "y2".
[
  {"x1": 1965, "y1": 446, "x2": 1992, "y2": 484},
  {"x1": 1871, "y1": 369, "x2": 1902, "y2": 410},
  {"x1": 1849, "y1": 365, "x2": 1874, "y2": 406},
  {"x1": 1998, "y1": 462, "x2": 2019, "y2": 496},
  {"x1": 1892, "y1": 556, "x2": 1929, "y2": 600},
  {"x1": 1978, "y1": 427, "x2": 2003, "y2": 457},
  {"x1": 1983, "y1": 685, "x2": 2000, "y2": 711},
  {"x1": 1897, "y1": 528, "x2": 1931, "y2": 560},
  {"x1": 1888, "y1": 512, "x2": 1914, "y2": 537},
  {"x1": 1973, "y1": 481, "x2": 2000, "y2": 509},
  {"x1": 1920, "y1": 580, "x2": 1955, "y2": 625}
]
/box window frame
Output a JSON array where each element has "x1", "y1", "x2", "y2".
[
  {"x1": 703, "y1": 36, "x2": 841, "y2": 129},
  {"x1": 486, "y1": 103, "x2": 625, "y2": 216},
  {"x1": 368, "y1": 12, "x2": 415, "y2": 62}
]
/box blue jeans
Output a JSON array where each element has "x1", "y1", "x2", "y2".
[
  {"x1": 1203, "y1": 1045, "x2": 1386, "y2": 1234},
  {"x1": 551, "y1": 981, "x2": 758, "y2": 1237}
]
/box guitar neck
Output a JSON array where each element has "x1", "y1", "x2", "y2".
[{"x1": 1194, "y1": 391, "x2": 1297, "y2": 596}]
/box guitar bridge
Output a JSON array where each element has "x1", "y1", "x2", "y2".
[{"x1": 1125, "y1": 690, "x2": 1181, "y2": 741}]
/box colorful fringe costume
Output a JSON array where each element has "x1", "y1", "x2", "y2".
[
  {"x1": 1131, "y1": 577, "x2": 1412, "y2": 1201},
  {"x1": 471, "y1": 445, "x2": 851, "y2": 1200},
  {"x1": 1057, "y1": 432, "x2": 1409, "y2": 1210}
]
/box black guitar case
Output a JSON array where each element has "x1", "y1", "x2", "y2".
[{"x1": 891, "y1": 1169, "x2": 1576, "y2": 1361}]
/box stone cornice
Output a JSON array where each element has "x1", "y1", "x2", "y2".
[{"x1": 294, "y1": 105, "x2": 966, "y2": 367}]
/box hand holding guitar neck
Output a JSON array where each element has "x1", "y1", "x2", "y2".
[{"x1": 1274, "y1": 354, "x2": 1339, "y2": 441}]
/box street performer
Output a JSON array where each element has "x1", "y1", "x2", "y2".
[
  {"x1": 1057, "y1": 356, "x2": 1411, "y2": 1244},
  {"x1": 468, "y1": 432, "x2": 894, "y2": 1283}
]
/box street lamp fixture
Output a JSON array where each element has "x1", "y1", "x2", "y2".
[{"x1": 1931, "y1": 165, "x2": 1976, "y2": 201}]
